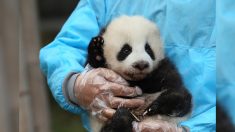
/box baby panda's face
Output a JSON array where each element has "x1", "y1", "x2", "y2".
[{"x1": 102, "y1": 16, "x2": 164, "y2": 81}]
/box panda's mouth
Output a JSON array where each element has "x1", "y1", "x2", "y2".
[{"x1": 123, "y1": 71, "x2": 148, "y2": 81}]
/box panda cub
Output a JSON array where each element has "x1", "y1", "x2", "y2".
[{"x1": 86, "y1": 16, "x2": 192, "y2": 132}]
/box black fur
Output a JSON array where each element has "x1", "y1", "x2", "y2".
[
  {"x1": 117, "y1": 44, "x2": 132, "y2": 61},
  {"x1": 101, "y1": 108, "x2": 135, "y2": 132},
  {"x1": 128, "y1": 58, "x2": 183, "y2": 93},
  {"x1": 128, "y1": 58, "x2": 192, "y2": 117},
  {"x1": 87, "y1": 36, "x2": 192, "y2": 132},
  {"x1": 216, "y1": 104, "x2": 235, "y2": 132},
  {"x1": 87, "y1": 36, "x2": 106, "y2": 68},
  {"x1": 146, "y1": 87, "x2": 192, "y2": 117},
  {"x1": 145, "y1": 43, "x2": 155, "y2": 60}
]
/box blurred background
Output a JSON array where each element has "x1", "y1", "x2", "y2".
[{"x1": 1, "y1": 0, "x2": 86, "y2": 132}]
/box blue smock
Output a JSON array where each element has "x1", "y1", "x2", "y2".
[
  {"x1": 39, "y1": 0, "x2": 216, "y2": 131},
  {"x1": 217, "y1": 0, "x2": 235, "y2": 126}
]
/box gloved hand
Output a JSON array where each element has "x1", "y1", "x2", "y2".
[
  {"x1": 74, "y1": 68, "x2": 144, "y2": 121},
  {"x1": 132, "y1": 119, "x2": 187, "y2": 132}
]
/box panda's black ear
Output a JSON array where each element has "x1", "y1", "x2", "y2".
[{"x1": 87, "y1": 36, "x2": 106, "y2": 68}]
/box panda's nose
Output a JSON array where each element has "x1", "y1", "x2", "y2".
[{"x1": 133, "y1": 61, "x2": 149, "y2": 71}]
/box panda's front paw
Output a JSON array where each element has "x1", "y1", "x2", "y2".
[
  {"x1": 90, "y1": 36, "x2": 104, "y2": 49},
  {"x1": 89, "y1": 36, "x2": 104, "y2": 60},
  {"x1": 144, "y1": 101, "x2": 160, "y2": 116},
  {"x1": 145, "y1": 92, "x2": 192, "y2": 117},
  {"x1": 87, "y1": 36, "x2": 106, "y2": 68}
]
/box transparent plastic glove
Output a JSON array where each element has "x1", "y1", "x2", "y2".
[
  {"x1": 74, "y1": 68, "x2": 144, "y2": 121},
  {"x1": 133, "y1": 119, "x2": 186, "y2": 132}
]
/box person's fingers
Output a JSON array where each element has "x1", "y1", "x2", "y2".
[
  {"x1": 133, "y1": 120, "x2": 183, "y2": 132},
  {"x1": 93, "y1": 108, "x2": 115, "y2": 122},
  {"x1": 133, "y1": 122, "x2": 164, "y2": 132},
  {"x1": 92, "y1": 109, "x2": 109, "y2": 122},
  {"x1": 105, "y1": 82, "x2": 142, "y2": 97},
  {"x1": 97, "y1": 68, "x2": 129, "y2": 85},
  {"x1": 102, "y1": 108, "x2": 116, "y2": 119},
  {"x1": 96, "y1": 114, "x2": 108, "y2": 122},
  {"x1": 142, "y1": 128, "x2": 162, "y2": 132},
  {"x1": 109, "y1": 97, "x2": 145, "y2": 108}
]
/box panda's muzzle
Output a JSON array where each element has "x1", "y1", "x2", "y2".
[{"x1": 132, "y1": 61, "x2": 149, "y2": 71}]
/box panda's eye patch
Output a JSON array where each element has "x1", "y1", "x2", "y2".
[
  {"x1": 117, "y1": 44, "x2": 132, "y2": 61},
  {"x1": 145, "y1": 43, "x2": 155, "y2": 60}
]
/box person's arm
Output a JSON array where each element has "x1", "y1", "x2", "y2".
[
  {"x1": 39, "y1": 1, "x2": 144, "y2": 128},
  {"x1": 39, "y1": 0, "x2": 100, "y2": 114}
]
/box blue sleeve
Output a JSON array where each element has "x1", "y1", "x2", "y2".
[
  {"x1": 39, "y1": 0, "x2": 100, "y2": 121},
  {"x1": 217, "y1": 0, "x2": 235, "y2": 125}
]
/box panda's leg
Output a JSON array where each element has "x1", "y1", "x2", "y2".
[
  {"x1": 87, "y1": 36, "x2": 106, "y2": 68},
  {"x1": 145, "y1": 88, "x2": 192, "y2": 117},
  {"x1": 101, "y1": 107, "x2": 135, "y2": 132}
]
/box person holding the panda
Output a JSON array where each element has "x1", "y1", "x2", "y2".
[{"x1": 40, "y1": 0, "x2": 216, "y2": 132}]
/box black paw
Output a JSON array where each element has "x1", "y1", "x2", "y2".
[
  {"x1": 101, "y1": 108, "x2": 134, "y2": 132},
  {"x1": 87, "y1": 36, "x2": 106, "y2": 68},
  {"x1": 89, "y1": 36, "x2": 104, "y2": 61},
  {"x1": 145, "y1": 90, "x2": 192, "y2": 117},
  {"x1": 144, "y1": 101, "x2": 159, "y2": 116}
]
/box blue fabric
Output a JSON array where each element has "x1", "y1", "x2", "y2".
[
  {"x1": 39, "y1": 0, "x2": 216, "y2": 131},
  {"x1": 217, "y1": 0, "x2": 235, "y2": 125}
]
